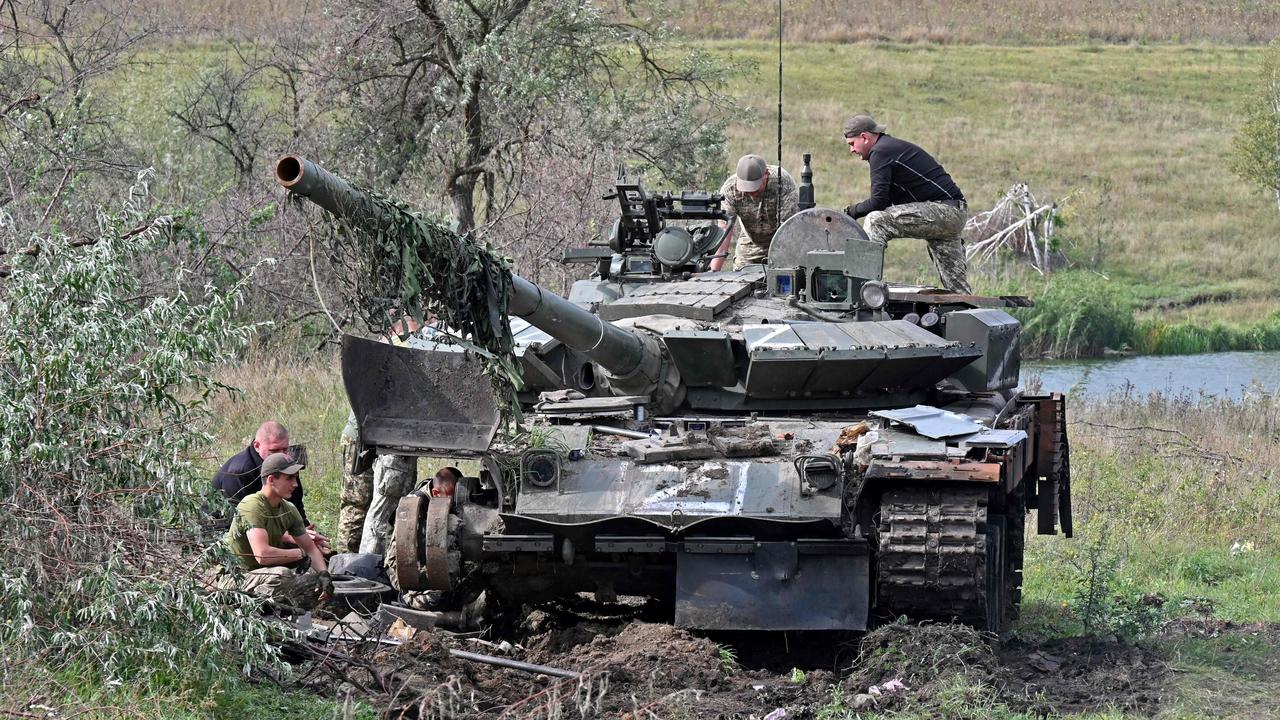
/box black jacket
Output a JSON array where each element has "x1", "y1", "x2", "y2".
[
  {"x1": 212, "y1": 445, "x2": 308, "y2": 524},
  {"x1": 848, "y1": 134, "x2": 965, "y2": 219}
]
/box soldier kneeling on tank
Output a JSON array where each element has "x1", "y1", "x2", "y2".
[{"x1": 220, "y1": 453, "x2": 333, "y2": 609}]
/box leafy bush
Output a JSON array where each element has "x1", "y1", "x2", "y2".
[
  {"x1": 0, "y1": 171, "x2": 281, "y2": 695},
  {"x1": 1017, "y1": 271, "x2": 1137, "y2": 358},
  {"x1": 1135, "y1": 312, "x2": 1280, "y2": 355}
]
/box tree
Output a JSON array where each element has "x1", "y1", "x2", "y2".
[
  {"x1": 317, "y1": 0, "x2": 738, "y2": 235},
  {"x1": 1229, "y1": 41, "x2": 1280, "y2": 213},
  {"x1": 0, "y1": 169, "x2": 283, "y2": 696},
  {"x1": 0, "y1": 0, "x2": 152, "y2": 234}
]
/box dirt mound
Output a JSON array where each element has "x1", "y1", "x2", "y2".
[
  {"x1": 841, "y1": 622, "x2": 1003, "y2": 711},
  {"x1": 533, "y1": 621, "x2": 765, "y2": 717}
]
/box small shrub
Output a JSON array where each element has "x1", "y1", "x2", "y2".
[
  {"x1": 1067, "y1": 534, "x2": 1168, "y2": 641},
  {"x1": 1018, "y1": 271, "x2": 1137, "y2": 358}
]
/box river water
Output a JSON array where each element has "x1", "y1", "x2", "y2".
[{"x1": 1023, "y1": 351, "x2": 1280, "y2": 399}]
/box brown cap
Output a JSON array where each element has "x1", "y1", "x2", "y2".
[
  {"x1": 260, "y1": 452, "x2": 305, "y2": 478},
  {"x1": 842, "y1": 115, "x2": 887, "y2": 137},
  {"x1": 735, "y1": 154, "x2": 768, "y2": 192}
]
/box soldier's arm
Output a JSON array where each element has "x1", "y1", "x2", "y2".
[
  {"x1": 779, "y1": 176, "x2": 800, "y2": 223},
  {"x1": 709, "y1": 215, "x2": 738, "y2": 272},
  {"x1": 245, "y1": 528, "x2": 306, "y2": 567},
  {"x1": 292, "y1": 530, "x2": 329, "y2": 574},
  {"x1": 848, "y1": 152, "x2": 893, "y2": 219}
]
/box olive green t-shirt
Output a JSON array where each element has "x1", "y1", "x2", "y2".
[{"x1": 225, "y1": 493, "x2": 306, "y2": 570}]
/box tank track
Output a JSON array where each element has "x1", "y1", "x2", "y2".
[{"x1": 876, "y1": 487, "x2": 997, "y2": 628}]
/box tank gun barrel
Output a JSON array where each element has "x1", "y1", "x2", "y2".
[{"x1": 275, "y1": 156, "x2": 678, "y2": 408}]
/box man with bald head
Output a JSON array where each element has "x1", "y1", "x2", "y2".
[{"x1": 213, "y1": 420, "x2": 309, "y2": 525}]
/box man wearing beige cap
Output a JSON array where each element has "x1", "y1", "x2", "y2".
[
  {"x1": 710, "y1": 154, "x2": 799, "y2": 271},
  {"x1": 842, "y1": 115, "x2": 972, "y2": 294},
  {"x1": 222, "y1": 452, "x2": 332, "y2": 606}
]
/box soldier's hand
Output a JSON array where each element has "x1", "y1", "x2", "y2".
[
  {"x1": 844, "y1": 204, "x2": 858, "y2": 219},
  {"x1": 316, "y1": 570, "x2": 334, "y2": 602},
  {"x1": 306, "y1": 527, "x2": 331, "y2": 554}
]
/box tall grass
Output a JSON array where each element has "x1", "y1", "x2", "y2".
[
  {"x1": 1023, "y1": 388, "x2": 1280, "y2": 630},
  {"x1": 1017, "y1": 272, "x2": 1137, "y2": 357},
  {"x1": 1016, "y1": 271, "x2": 1280, "y2": 357}
]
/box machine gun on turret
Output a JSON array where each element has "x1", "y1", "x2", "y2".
[{"x1": 564, "y1": 168, "x2": 732, "y2": 280}]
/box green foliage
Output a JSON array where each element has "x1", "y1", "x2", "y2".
[
  {"x1": 1229, "y1": 41, "x2": 1280, "y2": 212},
  {"x1": 1017, "y1": 272, "x2": 1137, "y2": 357},
  {"x1": 717, "y1": 645, "x2": 739, "y2": 672},
  {"x1": 1135, "y1": 312, "x2": 1280, "y2": 354},
  {"x1": 324, "y1": 0, "x2": 739, "y2": 231},
  {"x1": 314, "y1": 188, "x2": 523, "y2": 422},
  {"x1": 0, "y1": 170, "x2": 280, "y2": 694}
]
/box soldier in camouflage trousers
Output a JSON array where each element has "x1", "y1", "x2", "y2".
[
  {"x1": 359, "y1": 454, "x2": 418, "y2": 555},
  {"x1": 335, "y1": 417, "x2": 373, "y2": 554},
  {"x1": 336, "y1": 415, "x2": 420, "y2": 555},
  {"x1": 843, "y1": 114, "x2": 973, "y2": 294},
  {"x1": 710, "y1": 154, "x2": 799, "y2": 271},
  {"x1": 862, "y1": 202, "x2": 970, "y2": 294}
]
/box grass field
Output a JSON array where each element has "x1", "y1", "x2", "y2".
[
  {"x1": 667, "y1": 0, "x2": 1280, "y2": 45},
  {"x1": 712, "y1": 43, "x2": 1279, "y2": 307},
  {"x1": 93, "y1": 40, "x2": 1280, "y2": 355}
]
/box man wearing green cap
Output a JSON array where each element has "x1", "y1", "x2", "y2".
[
  {"x1": 842, "y1": 115, "x2": 972, "y2": 294},
  {"x1": 709, "y1": 154, "x2": 799, "y2": 271},
  {"x1": 223, "y1": 452, "x2": 332, "y2": 606}
]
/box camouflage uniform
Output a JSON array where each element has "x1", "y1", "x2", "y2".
[
  {"x1": 862, "y1": 201, "x2": 972, "y2": 294},
  {"x1": 358, "y1": 454, "x2": 418, "y2": 555},
  {"x1": 335, "y1": 415, "x2": 374, "y2": 554},
  {"x1": 718, "y1": 166, "x2": 799, "y2": 270}
]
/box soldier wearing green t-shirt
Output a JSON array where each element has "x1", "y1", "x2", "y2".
[{"x1": 224, "y1": 453, "x2": 332, "y2": 605}]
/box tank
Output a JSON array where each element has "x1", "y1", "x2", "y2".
[{"x1": 275, "y1": 155, "x2": 1073, "y2": 634}]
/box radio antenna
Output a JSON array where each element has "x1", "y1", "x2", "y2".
[{"x1": 776, "y1": 0, "x2": 783, "y2": 166}]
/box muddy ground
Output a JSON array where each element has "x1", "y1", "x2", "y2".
[{"x1": 288, "y1": 598, "x2": 1274, "y2": 719}]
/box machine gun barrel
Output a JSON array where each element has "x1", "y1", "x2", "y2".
[{"x1": 275, "y1": 155, "x2": 652, "y2": 382}]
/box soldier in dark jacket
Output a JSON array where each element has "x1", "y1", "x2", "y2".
[
  {"x1": 213, "y1": 421, "x2": 328, "y2": 552},
  {"x1": 842, "y1": 115, "x2": 972, "y2": 294}
]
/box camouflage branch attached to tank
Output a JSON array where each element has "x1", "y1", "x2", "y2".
[
  {"x1": 719, "y1": 165, "x2": 799, "y2": 270},
  {"x1": 862, "y1": 201, "x2": 972, "y2": 294}
]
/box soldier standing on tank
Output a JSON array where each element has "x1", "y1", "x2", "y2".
[
  {"x1": 709, "y1": 154, "x2": 800, "y2": 271},
  {"x1": 842, "y1": 115, "x2": 973, "y2": 294}
]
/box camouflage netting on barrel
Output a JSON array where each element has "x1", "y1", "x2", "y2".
[{"x1": 285, "y1": 161, "x2": 523, "y2": 420}]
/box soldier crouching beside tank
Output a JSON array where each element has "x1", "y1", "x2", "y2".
[{"x1": 218, "y1": 453, "x2": 333, "y2": 608}]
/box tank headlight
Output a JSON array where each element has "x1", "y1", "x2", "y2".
[
  {"x1": 521, "y1": 449, "x2": 560, "y2": 490},
  {"x1": 860, "y1": 281, "x2": 888, "y2": 309}
]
